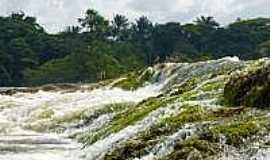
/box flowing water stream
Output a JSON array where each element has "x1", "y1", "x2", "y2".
[
  {"x1": 0, "y1": 86, "x2": 162, "y2": 160},
  {"x1": 1, "y1": 57, "x2": 270, "y2": 160}
]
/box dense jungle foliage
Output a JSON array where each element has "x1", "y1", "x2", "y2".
[{"x1": 1, "y1": 9, "x2": 270, "y2": 86}]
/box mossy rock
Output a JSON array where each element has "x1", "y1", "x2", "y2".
[
  {"x1": 80, "y1": 96, "x2": 176, "y2": 145},
  {"x1": 168, "y1": 77, "x2": 201, "y2": 96},
  {"x1": 208, "y1": 121, "x2": 260, "y2": 145},
  {"x1": 112, "y1": 68, "x2": 154, "y2": 90},
  {"x1": 162, "y1": 138, "x2": 220, "y2": 160},
  {"x1": 224, "y1": 62, "x2": 270, "y2": 108},
  {"x1": 104, "y1": 139, "x2": 155, "y2": 160}
]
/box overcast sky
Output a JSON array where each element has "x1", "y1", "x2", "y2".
[{"x1": 0, "y1": 0, "x2": 269, "y2": 33}]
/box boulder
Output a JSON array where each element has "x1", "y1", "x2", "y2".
[{"x1": 224, "y1": 60, "x2": 270, "y2": 108}]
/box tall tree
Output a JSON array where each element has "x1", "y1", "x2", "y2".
[
  {"x1": 111, "y1": 14, "x2": 129, "y2": 41},
  {"x1": 195, "y1": 16, "x2": 219, "y2": 29},
  {"x1": 183, "y1": 16, "x2": 219, "y2": 52},
  {"x1": 132, "y1": 16, "x2": 154, "y2": 64},
  {"x1": 132, "y1": 16, "x2": 153, "y2": 42},
  {"x1": 78, "y1": 9, "x2": 109, "y2": 38}
]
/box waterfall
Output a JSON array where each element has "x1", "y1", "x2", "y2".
[{"x1": 1, "y1": 57, "x2": 270, "y2": 160}]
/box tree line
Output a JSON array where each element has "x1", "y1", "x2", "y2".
[{"x1": 1, "y1": 9, "x2": 270, "y2": 86}]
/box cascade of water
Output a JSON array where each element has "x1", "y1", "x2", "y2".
[
  {"x1": 136, "y1": 124, "x2": 196, "y2": 160},
  {"x1": 65, "y1": 113, "x2": 114, "y2": 138},
  {"x1": 219, "y1": 134, "x2": 270, "y2": 160},
  {"x1": 82, "y1": 105, "x2": 177, "y2": 160},
  {"x1": 3, "y1": 57, "x2": 269, "y2": 160},
  {"x1": 0, "y1": 81, "x2": 164, "y2": 160}
]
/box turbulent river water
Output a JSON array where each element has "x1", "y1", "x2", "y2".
[
  {"x1": 1, "y1": 57, "x2": 270, "y2": 160},
  {"x1": 0, "y1": 86, "x2": 163, "y2": 160}
]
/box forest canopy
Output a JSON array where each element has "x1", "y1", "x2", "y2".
[{"x1": 1, "y1": 9, "x2": 270, "y2": 86}]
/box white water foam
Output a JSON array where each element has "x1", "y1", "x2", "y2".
[
  {"x1": 0, "y1": 57, "x2": 257, "y2": 160},
  {"x1": 82, "y1": 106, "x2": 175, "y2": 160},
  {"x1": 0, "y1": 82, "x2": 163, "y2": 160}
]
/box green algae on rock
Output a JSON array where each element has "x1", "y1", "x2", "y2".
[
  {"x1": 79, "y1": 96, "x2": 177, "y2": 145},
  {"x1": 112, "y1": 68, "x2": 155, "y2": 90},
  {"x1": 161, "y1": 137, "x2": 221, "y2": 160},
  {"x1": 224, "y1": 59, "x2": 270, "y2": 108}
]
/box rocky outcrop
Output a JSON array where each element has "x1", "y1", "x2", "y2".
[{"x1": 224, "y1": 59, "x2": 270, "y2": 108}]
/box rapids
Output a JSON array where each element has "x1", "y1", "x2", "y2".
[
  {"x1": 0, "y1": 85, "x2": 162, "y2": 160},
  {"x1": 1, "y1": 57, "x2": 270, "y2": 160}
]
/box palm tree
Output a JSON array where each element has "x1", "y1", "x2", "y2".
[
  {"x1": 195, "y1": 16, "x2": 219, "y2": 29},
  {"x1": 112, "y1": 14, "x2": 129, "y2": 41},
  {"x1": 112, "y1": 14, "x2": 129, "y2": 31}
]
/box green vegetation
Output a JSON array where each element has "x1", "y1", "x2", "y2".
[
  {"x1": 209, "y1": 120, "x2": 259, "y2": 145},
  {"x1": 79, "y1": 96, "x2": 177, "y2": 145},
  {"x1": 1, "y1": 9, "x2": 270, "y2": 86},
  {"x1": 137, "y1": 107, "x2": 268, "y2": 160},
  {"x1": 168, "y1": 77, "x2": 201, "y2": 96},
  {"x1": 160, "y1": 106, "x2": 210, "y2": 130},
  {"x1": 98, "y1": 62, "x2": 270, "y2": 159},
  {"x1": 205, "y1": 112, "x2": 270, "y2": 146},
  {"x1": 112, "y1": 69, "x2": 154, "y2": 90},
  {"x1": 102, "y1": 105, "x2": 207, "y2": 160},
  {"x1": 224, "y1": 61, "x2": 270, "y2": 108},
  {"x1": 201, "y1": 81, "x2": 225, "y2": 92},
  {"x1": 102, "y1": 105, "x2": 252, "y2": 159},
  {"x1": 161, "y1": 138, "x2": 221, "y2": 160}
]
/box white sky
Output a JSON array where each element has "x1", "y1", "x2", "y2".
[{"x1": 0, "y1": 0, "x2": 269, "y2": 33}]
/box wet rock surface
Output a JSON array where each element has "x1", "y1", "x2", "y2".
[
  {"x1": 224, "y1": 59, "x2": 270, "y2": 108},
  {"x1": 1, "y1": 57, "x2": 270, "y2": 160}
]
